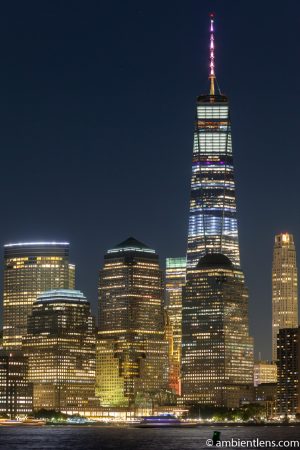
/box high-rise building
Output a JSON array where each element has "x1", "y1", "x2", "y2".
[
  {"x1": 3, "y1": 242, "x2": 75, "y2": 349},
  {"x1": 0, "y1": 350, "x2": 33, "y2": 418},
  {"x1": 254, "y1": 360, "x2": 277, "y2": 387},
  {"x1": 272, "y1": 233, "x2": 298, "y2": 361},
  {"x1": 186, "y1": 14, "x2": 240, "y2": 269},
  {"x1": 22, "y1": 289, "x2": 96, "y2": 411},
  {"x1": 165, "y1": 257, "x2": 186, "y2": 395},
  {"x1": 96, "y1": 237, "x2": 168, "y2": 407},
  {"x1": 276, "y1": 327, "x2": 300, "y2": 417},
  {"x1": 182, "y1": 15, "x2": 253, "y2": 408},
  {"x1": 182, "y1": 253, "x2": 254, "y2": 407}
]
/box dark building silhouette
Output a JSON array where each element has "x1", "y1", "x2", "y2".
[
  {"x1": 0, "y1": 350, "x2": 33, "y2": 418},
  {"x1": 277, "y1": 327, "x2": 300, "y2": 417}
]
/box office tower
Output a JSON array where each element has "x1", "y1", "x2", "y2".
[
  {"x1": 186, "y1": 14, "x2": 240, "y2": 269},
  {"x1": 276, "y1": 327, "x2": 300, "y2": 417},
  {"x1": 0, "y1": 350, "x2": 33, "y2": 418},
  {"x1": 182, "y1": 15, "x2": 253, "y2": 408},
  {"x1": 181, "y1": 253, "x2": 254, "y2": 407},
  {"x1": 165, "y1": 257, "x2": 186, "y2": 395},
  {"x1": 272, "y1": 233, "x2": 298, "y2": 361},
  {"x1": 253, "y1": 360, "x2": 277, "y2": 387},
  {"x1": 22, "y1": 289, "x2": 96, "y2": 411},
  {"x1": 3, "y1": 242, "x2": 75, "y2": 349},
  {"x1": 96, "y1": 237, "x2": 168, "y2": 407}
]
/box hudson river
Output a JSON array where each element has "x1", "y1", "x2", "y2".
[{"x1": 0, "y1": 425, "x2": 299, "y2": 450}]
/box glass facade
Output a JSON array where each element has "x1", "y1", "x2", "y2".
[
  {"x1": 165, "y1": 257, "x2": 186, "y2": 395},
  {"x1": 187, "y1": 95, "x2": 240, "y2": 269},
  {"x1": 182, "y1": 16, "x2": 253, "y2": 408},
  {"x1": 3, "y1": 242, "x2": 75, "y2": 349},
  {"x1": 272, "y1": 233, "x2": 298, "y2": 361},
  {"x1": 22, "y1": 289, "x2": 96, "y2": 411},
  {"x1": 96, "y1": 237, "x2": 168, "y2": 407},
  {"x1": 182, "y1": 254, "x2": 254, "y2": 408}
]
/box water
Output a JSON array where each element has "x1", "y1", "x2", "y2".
[{"x1": 0, "y1": 425, "x2": 299, "y2": 450}]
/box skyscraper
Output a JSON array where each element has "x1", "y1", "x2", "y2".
[
  {"x1": 96, "y1": 237, "x2": 168, "y2": 407},
  {"x1": 181, "y1": 254, "x2": 254, "y2": 407},
  {"x1": 182, "y1": 15, "x2": 253, "y2": 407},
  {"x1": 0, "y1": 350, "x2": 33, "y2": 418},
  {"x1": 3, "y1": 242, "x2": 75, "y2": 349},
  {"x1": 187, "y1": 14, "x2": 240, "y2": 269},
  {"x1": 276, "y1": 327, "x2": 300, "y2": 417},
  {"x1": 22, "y1": 289, "x2": 96, "y2": 411},
  {"x1": 272, "y1": 233, "x2": 298, "y2": 361},
  {"x1": 165, "y1": 257, "x2": 186, "y2": 395}
]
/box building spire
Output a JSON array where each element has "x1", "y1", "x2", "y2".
[{"x1": 209, "y1": 13, "x2": 216, "y2": 96}]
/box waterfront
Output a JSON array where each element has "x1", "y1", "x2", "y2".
[{"x1": 0, "y1": 425, "x2": 299, "y2": 450}]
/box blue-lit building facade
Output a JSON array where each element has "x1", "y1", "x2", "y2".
[
  {"x1": 186, "y1": 15, "x2": 240, "y2": 270},
  {"x1": 187, "y1": 95, "x2": 240, "y2": 269}
]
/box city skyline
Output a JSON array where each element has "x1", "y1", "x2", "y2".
[
  {"x1": 0, "y1": 1, "x2": 300, "y2": 362},
  {"x1": 0, "y1": 2, "x2": 300, "y2": 428}
]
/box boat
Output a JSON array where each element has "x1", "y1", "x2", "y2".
[
  {"x1": 0, "y1": 419, "x2": 23, "y2": 426},
  {"x1": 0, "y1": 418, "x2": 46, "y2": 426},
  {"x1": 133, "y1": 413, "x2": 198, "y2": 428},
  {"x1": 22, "y1": 418, "x2": 46, "y2": 426}
]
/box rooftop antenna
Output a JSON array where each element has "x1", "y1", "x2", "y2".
[{"x1": 209, "y1": 13, "x2": 216, "y2": 96}]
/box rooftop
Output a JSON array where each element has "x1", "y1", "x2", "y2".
[
  {"x1": 107, "y1": 236, "x2": 155, "y2": 254},
  {"x1": 4, "y1": 242, "x2": 69, "y2": 248},
  {"x1": 36, "y1": 289, "x2": 87, "y2": 303},
  {"x1": 166, "y1": 257, "x2": 187, "y2": 269},
  {"x1": 197, "y1": 253, "x2": 233, "y2": 268}
]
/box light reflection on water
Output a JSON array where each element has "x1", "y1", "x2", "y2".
[{"x1": 0, "y1": 425, "x2": 299, "y2": 450}]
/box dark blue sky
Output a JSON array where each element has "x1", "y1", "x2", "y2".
[{"x1": 0, "y1": 0, "x2": 299, "y2": 360}]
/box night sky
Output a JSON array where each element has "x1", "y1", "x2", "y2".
[{"x1": 0, "y1": 0, "x2": 299, "y2": 360}]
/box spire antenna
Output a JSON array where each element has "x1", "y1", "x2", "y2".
[{"x1": 209, "y1": 13, "x2": 216, "y2": 96}]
